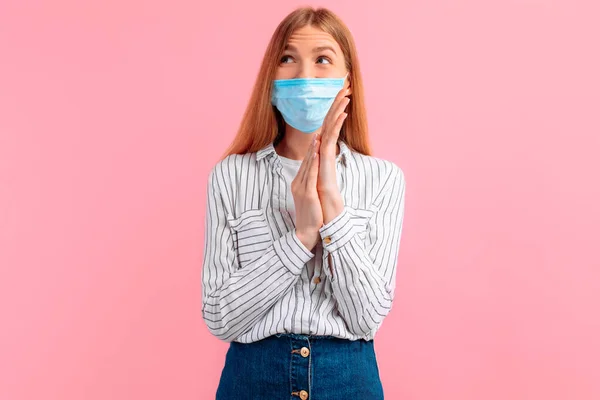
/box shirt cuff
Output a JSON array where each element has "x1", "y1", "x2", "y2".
[
  {"x1": 273, "y1": 230, "x2": 315, "y2": 275},
  {"x1": 319, "y1": 206, "x2": 355, "y2": 253}
]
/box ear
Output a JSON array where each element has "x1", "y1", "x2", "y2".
[{"x1": 345, "y1": 73, "x2": 352, "y2": 95}]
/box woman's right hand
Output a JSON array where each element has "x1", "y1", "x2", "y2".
[{"x1": 292, "y1": 135, "x2": 323, "y2": 251}]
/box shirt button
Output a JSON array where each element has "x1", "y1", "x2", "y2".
[
  {"x1": 324, "y1": 236, "x2": 332, "y2": 244},
  {"x1": 299, "y1": 390, "x2": 309, "y2": 400},
  {"x1": 300, "y1": 347, "x2": 310, "y2": 357},
  {"x1": 313, "y1": 276, "x2": 321, "y2": 284}
]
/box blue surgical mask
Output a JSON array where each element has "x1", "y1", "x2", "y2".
[{"x1": 271, "y1": 74, "x2": 348, "y2": 133}]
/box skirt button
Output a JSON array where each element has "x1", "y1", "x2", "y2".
[{"x1": 300, "y1": 347, "x2": 310, "y2": 357}]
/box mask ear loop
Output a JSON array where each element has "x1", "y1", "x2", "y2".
[
  {"x1": 344, "y1": 72, "x2": 351, "y2": 95},
  {"x1": 340, "y1": 72, "x2": 350, "y2": 141}
]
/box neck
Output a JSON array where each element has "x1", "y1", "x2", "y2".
[{"x1": 275, "y1": 126, "x2": 338, "y2": 160}]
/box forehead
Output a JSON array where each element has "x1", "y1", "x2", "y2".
[{"x1": 286, "y1": 25, "x2": 341, "y2": 51}]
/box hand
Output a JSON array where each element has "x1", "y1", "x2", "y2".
[
  {"x1": 292, "y1": 135, "x2": 323, "y2": 251},
  {"x1": 317, "y1": 87, "x2": 350, "y2": 194}
]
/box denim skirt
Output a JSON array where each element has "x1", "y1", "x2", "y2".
[{"x1": 215, "y1": 333, "x2": 384, "y2": 400}]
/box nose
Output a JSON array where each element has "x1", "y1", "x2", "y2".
[{"x1": 295, "y1": 63, "x2": 315, "y2": 79}]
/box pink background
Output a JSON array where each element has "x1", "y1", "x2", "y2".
[{"x1": 1, "y1": 0, "x2": 599, "y2": 399}]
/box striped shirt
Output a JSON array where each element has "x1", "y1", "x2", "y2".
[{"x1": 201, "y1": 140, "x2": 406, "y2": 343}]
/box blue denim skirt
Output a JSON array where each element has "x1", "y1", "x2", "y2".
[{"x1": 215, "y1": 333, "x2": 384, "y2": 400}]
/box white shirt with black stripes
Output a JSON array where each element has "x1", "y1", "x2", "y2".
[{"x1": 201, "y1": 140, "x2": 406, "y2": 343}]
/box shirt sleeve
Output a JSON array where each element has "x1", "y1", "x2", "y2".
[
  {"x1": 201, "y1": 166, "x2": 314, "y2": 342},
  {"x1": 318, "y1": 165, "x2": 406, "y2": 336}
]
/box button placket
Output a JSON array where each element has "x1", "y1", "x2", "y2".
[{"x1": 290, "y1": 336, "x2": 311, "y2": 400}]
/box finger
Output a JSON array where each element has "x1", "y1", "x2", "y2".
[
  {"x1": 297, "y1": 137, "x2": 315, "y2": 184},
  {"x1": 334, "y1": 86, "x2": 349, "y2": 103},
  {"x1": 333, "y1": 86, "x2": 349, "y2": 107},
  {"x1": 296, "y1": 137, "x2": 316, "y2": 182},
  {"x1": 306, "y1": 139, "x2": 321, "y2": 189},
  {"x1": 322, "y1": 103, "x2": 349, "y2": 150},
  {"x1": 301, "y1": 142, "x2": 314, "y2": 183},
  {"x1": 329, "y1": 112, "x2": 348, "y2": 140},
  {"x1": 322, "y1": 90, "x2": 350, "y2": 138},
  {"x1": 301, "y1": 136, "x2": 319, "y2": 183},
  {"x1": 327, "y1": 87, "x2": 348, "y2": 116},
  {"x1": 331, "y1": 96, "x2": 350, "y2": 123},
  {"x1": 322, "y1": 88, "x2": 349, "y2": 130}
]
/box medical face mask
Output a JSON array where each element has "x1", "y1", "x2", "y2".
[{"x1": 271, "y1": 74, "x2": 348, "y2": 133}]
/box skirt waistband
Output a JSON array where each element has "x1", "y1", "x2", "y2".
[{"x1": 273, "y1": 333, "x2": 335, "y2": 340}]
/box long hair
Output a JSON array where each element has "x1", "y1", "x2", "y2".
[{"x1": 220, "y1": 7, "x2": 372, "y2": 160}]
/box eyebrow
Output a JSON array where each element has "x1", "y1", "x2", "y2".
[
  {"x1": 284, "y1": 44, "x2": 337, "y2": 55},
  {"x1": 314, "y1": 46, "x2": 337, "y2": 55}
]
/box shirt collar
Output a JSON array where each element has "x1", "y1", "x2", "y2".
[{"x1": 256, "y1": 139, "x2": 351, "y2": 164}]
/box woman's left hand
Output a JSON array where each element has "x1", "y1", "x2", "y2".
[{"x1": 316, "y1": 87, "x2": 350, "y2": 194}]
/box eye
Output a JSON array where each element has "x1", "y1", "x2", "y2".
[
  {"x1": 280, "y1": 55, "x2": 293, "y2": 64},
  {"x1": 316, "y1": 56, "x2": 332, "y2": 64}
]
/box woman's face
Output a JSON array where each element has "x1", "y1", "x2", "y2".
[{"x1": 276, "y1": 25, "x2": 349, "y2": 88}]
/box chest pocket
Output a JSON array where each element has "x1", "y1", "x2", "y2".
[{"x1": 228, "y1": 208, "x2": 274, "y2": 270}]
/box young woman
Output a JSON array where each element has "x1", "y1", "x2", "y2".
[{"x1": 202, "y1": 7, "x2": 406, "y2": 400}]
